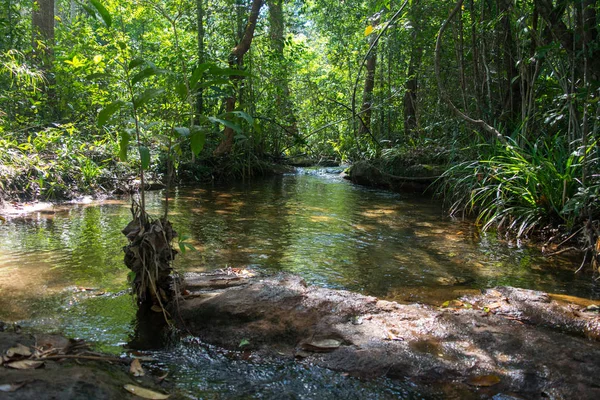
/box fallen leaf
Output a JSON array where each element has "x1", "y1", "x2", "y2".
[
  {"x1": 150, "y1": 305, "x2": 163, "y2": 313},
  {"x1": 0, "y1": 382, "x2": 26, "y2": 392},
  {"x1": 301, "y1": 339, "x2": 342, "y2": 352},
  {"x1": 156, "y1": 372, "x2": 169, "y2": 383},
  {"x1": 383, "y1": 329, "x2": 404, "y2": 341},
  {"x1": 6, "y1": 360, "x2": 44, "y2": 370},
  {"x1": 467, "y1": 374, "x2": 501, "y2": 387},
  {"x1": 486, "y1": 302, "x2": 503, "y2": 310},
  {"x1": 123, "y1": 384, "x2": 170, "y2": 399},
  {"x1": 130, "y1": 358, "x2": 145, "y2": 377},
  {"x1": 6, "y1": 343, "x2": 32, "y2": 358}
]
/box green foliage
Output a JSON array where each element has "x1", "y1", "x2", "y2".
[{"x1": 439, "y1": 137, "x2": 599, "y2": 237}]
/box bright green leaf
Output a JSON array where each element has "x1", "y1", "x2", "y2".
[
  {"x1": 98, "y1": 101, "x2": 123, "y2": 127},
  {"x1": 132, "y1": 67, "x2": 158, "y2": 85},
  {"x1": 190, "y1": 130, "x2": 206, "y2": 156},
  {"x1": 208, "y1": 117, "x2": 242, "y2": 133},
  {"x1": 139, "y1": 146, "x2": 150, "y2": 170},
  {"x1": 133, "y1": 88, "x2": 165, "y2": 108},
  {"x1": 119, "y1": 131, "x2": 130, "y2": 161},
  {"x1": 89, "y1": 0, "x2": 112, "y2": 28}
]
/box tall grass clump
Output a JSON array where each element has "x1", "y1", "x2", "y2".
[{"x1": 439, "y1": 135, "x2": 599, "y2": 239}]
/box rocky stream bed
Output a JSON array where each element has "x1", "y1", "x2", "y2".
[{"x1": 2, "y1": 272, "x2": 600, "y2": 399}]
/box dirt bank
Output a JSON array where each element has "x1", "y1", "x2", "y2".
[
  {"x1": 0, "y1": 328, "x2": 174, "y2": 400},
  {"x1": 175, "y1": 271, "x2": 600, "y2": 399}
]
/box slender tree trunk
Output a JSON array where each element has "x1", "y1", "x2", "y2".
[
  {"x1": 403, "y1": 43, "x2": 421, "y2": 137},
  {"x1": 213, "y1": 0, "x2": 264, "y2": 156},
  {"x1": 358, "y1": 13, "x2": 380, "y2": 137},
  {"x1": 196, "y1": 0, "x2": 205, "y2": 116},
  {"x1": 403, "y1": 3, "x2": 423, "y2": 137},
  {"x1": 498, "y1": 0, "x2": 521, "y2": 126},
  {"x1": 268, "y1": 0, "x2": 298, "y2": 154}
]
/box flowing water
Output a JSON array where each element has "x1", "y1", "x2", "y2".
[{"x1": 1, "y1": 168, "x2": 598, "y2": 398}]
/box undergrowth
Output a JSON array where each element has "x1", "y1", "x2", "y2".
[{"x1": 439, "y1": 135, "x2": 600, "y2": 246}]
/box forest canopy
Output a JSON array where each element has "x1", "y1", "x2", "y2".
[{"x1": 0, "y1": 0, "x2": 599, "y2": 256}]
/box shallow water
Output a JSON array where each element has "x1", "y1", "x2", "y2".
[{"x1": 1, "y1": 168, "x2": 598, "y2": 398}]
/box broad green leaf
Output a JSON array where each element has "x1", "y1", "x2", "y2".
[
  {"x1": 190, "y1": 63, "x2": 213, "y2": 88},
  {"x1": 208, "y1": 117, "x2": 242, "y2": 133},
  {"x1": 81, "y1": 4, "x2": 98, "y2": 19},
  {"x1": 190, "y1": 130, "x2": 206, "y2": 156},
  {"x1": 133, "y1": 88, "x2": 165, "y2": 108},
  {"x1": 175, "y1": 82, "x2": 187, "y2": 101},
  {"x1": 227, "y1": 111, "x2": 254, "y2": 125},
  {"x1": 98, "y1": 101, "x2": 123, "y2": 127},
  {"x1": 139, "y1": 146, "x2": 150, "y2": 170},
  {"x1": 119, "y1": 131, "x2": 130, "y2": 161},
  {"x1": 173, "y1": 127, "x2": 190, "y2": 137},
  {"x1": 89, "y1": 0, "x2": 112, "y2": 28},
  {"x1": 132, "y1": 67, "x2": 157, "y2": 85},
  {"x1": 128, "y1": 58, "x2": 146, "y2": 70}
]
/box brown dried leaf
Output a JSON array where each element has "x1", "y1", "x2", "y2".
[
  {"x1": 5, "y1": 360, "x2": 44, "y2": 370},
  {"x1": 467, "y1": 374, "x2": 501, "y2": 387},
  {"x1": 6, "y1": 343, "x2": 32, "y2": 358},
  {"x1": 130, "y1": 358, "x2": 145, "y2": 377},
  {"x1": 123, "y1": 384, "x2": 170, "y2": 399}
]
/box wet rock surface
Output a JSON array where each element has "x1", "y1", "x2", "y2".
[
  {"x1": 345, "y1": 161, "x2": 440, "y2": 192},
  {"x1": 176, "y1": 272, "x2": 600, "y2": 399}
]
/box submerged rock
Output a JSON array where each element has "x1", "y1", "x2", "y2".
[{"x1": 175, "y1": 272, "x2": 600, "y2": 399}]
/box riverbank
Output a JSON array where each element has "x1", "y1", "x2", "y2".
[{"x1": 0, "y1": 328, "x2": 175, "y2": 400}]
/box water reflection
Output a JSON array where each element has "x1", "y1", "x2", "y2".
[{"x1": 1, "y1": 170, "x2": 599, "y2": 323}]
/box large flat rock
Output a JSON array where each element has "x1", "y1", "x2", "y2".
[{"x1": 176, "y1": 272, "x2": 600, "y2": 399}]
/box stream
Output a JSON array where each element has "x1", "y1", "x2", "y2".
[{"x1": 1, "y1": 168, "x2": 598, "y2": 398}]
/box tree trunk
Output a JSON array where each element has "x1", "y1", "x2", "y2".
[
  {"x1": 213, "y1": 0, "x2": 264, "y2": 156},
  {"x1": 196, "y1": 0, "x2": 205, "y2": 116},
  {"x1": 268, "y1": 0, "x2": 298, "y2": 154},
  {"x1": 32, "y1": 0, "x2": 54, "y2": 60},
  {"x1": 403, "y1": 5, "x2": 422, "y2": 138},
  {"x1": 498, "y1": 0, "x2": 521, "y2": 126},
  {"x1": 358, "y1": 14, "x2": 380, "y2": 137}
]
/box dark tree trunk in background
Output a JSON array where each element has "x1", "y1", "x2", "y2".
[
  {"x1": 196, "y1": 0, "x2": 205, "y2": 116},
  {"x1": 498, "y1": 0, "x2": 521, "y2": 125},
  {"x1": 358, "y1": 14, "x2": 380, "y2": 137},
  {"x1": 403, "y1": 42, "x2": 422, "y2": 136},
  {"x1": 268, "y1": 0, "x2": 298, "y2": 154},
  {"x1": 213, "y1": 0, "x2": 264, "y2": 156},
  {"x1": 32, "y1": 0, "x2": 54, "y2": 61}
]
